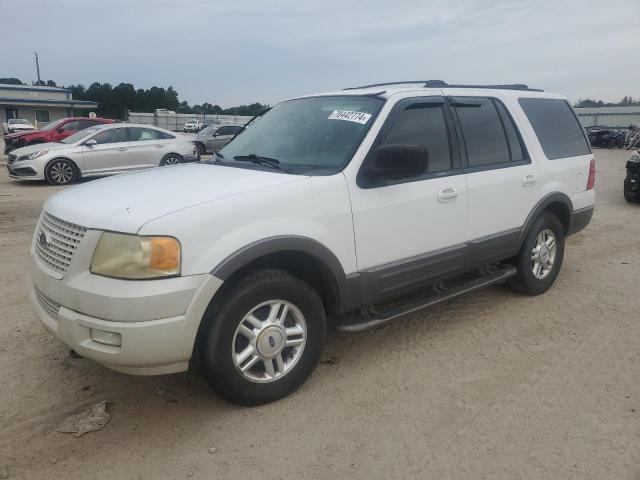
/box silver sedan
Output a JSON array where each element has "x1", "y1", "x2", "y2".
[{"x1": 6, "y1": 123, "x2": 199, "y2": 185}]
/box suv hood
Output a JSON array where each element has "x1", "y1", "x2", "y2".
[{"x1": 44, "y1": 163, "x2": 305, "y2": 233}]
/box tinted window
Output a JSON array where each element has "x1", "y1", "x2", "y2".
[
  {"x1": 61, "y1": 121, "x2": 82, "y2": 131},
  {"x1": 382, "y1": 102, "x2": 452, "y2": 173},
  {"x1": 217, "y1": 126, "x2": 238, "y2": 135},
  {"x1": 494, "y1": 100, "x2": 525, "y2": 162},
  {"x1": 92, "y1": 128, "x2": 127, "y2": 144},
  {"x1": 128, "y1": 127, "x2": 163, "y2": 141},
  {"x1": 452, "y1": 97, "x2": 510, "y2": 167},
  {"x1": 519, "y1": 98, "x2": 590, "y2": 159}
]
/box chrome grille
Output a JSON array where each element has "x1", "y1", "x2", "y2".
[
  {"x1": 34, "y1": 212, "x2": 87, "y2": 275},
  {"x1": 34, "y1": 287, "x2": 60, "y2": 321}
]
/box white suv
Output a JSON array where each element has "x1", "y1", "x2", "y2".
[{"x1": 29, "y1": 81, "x2": 595, "y2": 405}]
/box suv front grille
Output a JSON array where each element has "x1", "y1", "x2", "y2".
[
  {"x1": 34, "y1": 212, "x2": 87, "y2": 275},
  {"x1": 34, "y1": 287, "x2": 60, "y2": 321}
]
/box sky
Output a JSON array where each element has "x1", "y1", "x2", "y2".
[{"x1": 0, "y1": 0, "x2": 638, "y2": 108}]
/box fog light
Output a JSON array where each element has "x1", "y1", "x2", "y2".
[{"x1": 90, "y1": 328, "x2": 122, "y2": 347}]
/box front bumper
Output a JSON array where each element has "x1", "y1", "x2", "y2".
[
  {"x1": 6, "y1": 158, "x2": 45, "y2": 180},
  {"x1": 30, "y1": 232, "x2": 222, "y2": 375}
]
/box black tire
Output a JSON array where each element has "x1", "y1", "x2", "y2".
[
  {"x1": 160, "y1": 154, "x2": 183, "y2": 166},
  {"x1": 194, "y1": 142, "x2": 206, "y2": 155},
  {"x1": 624, "y1": 192, "x2": 640, "y2": 203},
  {"x1": 44, "y1": 158, "x2": 78, "y2": 185},
  {"x1": 198, "y1": 269, "x2": 326, "y2": 406},
  {"x1": 508, "y1": 212, "x2": 565, "y2": 295}
]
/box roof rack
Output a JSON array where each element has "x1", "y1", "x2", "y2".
[{"x1": 343, "y1": 80, "x2": 543, "y2": 92}]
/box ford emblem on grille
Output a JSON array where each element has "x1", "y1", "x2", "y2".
[{"x1": 38, "y1": 231, "x2": 49, "y2": 248}]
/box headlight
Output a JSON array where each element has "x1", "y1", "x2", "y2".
[
  {"x1": 90, "y1": 232, "x2": 181, "y2": 279},
  {"x1": 18, "y1": 150, "x2": 48, "y2": 161}
]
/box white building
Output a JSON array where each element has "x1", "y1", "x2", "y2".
[{"x1": 0, "y1": 84, "x2": 98, "y2": 128}]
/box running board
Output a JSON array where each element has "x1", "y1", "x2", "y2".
[{"x1": 335, "y1": 265, "x2": 516, "y2": 333}]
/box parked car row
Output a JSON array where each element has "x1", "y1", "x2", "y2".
[
  {"x1": 6, "y1": 123, "x2": 199, "y2": 185},
  {"x1": 4, "y1": 117, "x2": 116, "y2": 154}
]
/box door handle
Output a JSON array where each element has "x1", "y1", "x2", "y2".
[
  {"x1": 117, "y1": 148, "x2": 128, "y2": 151},
  {"x1": 437, "y1": 187, "x2": 458, "y2": 203},
  {"x1": 523, "y1": 174, "x2": 536, "y2": 187}
]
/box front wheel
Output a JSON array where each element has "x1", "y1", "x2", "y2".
[
  {"x1": 508, "y1": 212, "x2": 565, "y2": 295},
  {"x1": 45, "y1": 158, "x2": 78, "y2": 185},
  {"x1": 198, "y1": 269, "x2": 326, "y2": 405}
]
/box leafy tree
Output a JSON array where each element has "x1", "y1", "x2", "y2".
[{"x1": 0, "y1": 77, "x2": 24, "y2": 85}]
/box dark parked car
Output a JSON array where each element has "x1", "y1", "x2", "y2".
[
  {"x1": 3, "y1": 117, "x2": 115, "y2": 154},
  {"x1": 587, "y1": 126, "x2": 626, "y2": 149},
  {"x1": 624, "y1": 150, "x2": 640, "y2": 203}
]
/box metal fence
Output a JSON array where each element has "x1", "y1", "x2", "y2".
[
  {"x1": 126, "y1": 111, "x2": 253, "y2": 131},
  {"x1": 575, "y1": 107, "x2": 640, "y2": 129}
]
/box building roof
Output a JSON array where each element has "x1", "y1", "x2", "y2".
[
  {"x1": 0, "y1": 97, "x2": 97, "y2": 108},
  {"x1": 0, "y1": 83, "x2": 71, "y2": 93}
]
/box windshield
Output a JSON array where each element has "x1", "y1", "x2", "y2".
[
  {"x1": 61, "y1": 125, "x2": 103, "y2": 144},
  {"x1": 217, "y1": 95, "x2": 384, "y2": 175},
  {"x1": 9, "y1": 119, "x2": 30, "y2": 125},
  {"x1": 40, "y1": 119, "x2": 66, "y2": 131}
]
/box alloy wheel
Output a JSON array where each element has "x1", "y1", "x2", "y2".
[
  {"x1": 49, "y1": 161, "x2": 74, "y2": 184},
  {"x1": 531, "y1": 228, "x2": 557, "y2": 279},
  {"x1": 232, "y1": 300, "x2": 307, "y2": 383}
]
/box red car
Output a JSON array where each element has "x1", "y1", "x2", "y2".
[{"x1": 3, "y1": 117, "x2": 115, "y2": 154}]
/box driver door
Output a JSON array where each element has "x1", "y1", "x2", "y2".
[{"x1": 348, "y1": 96, "x2": 468, "y2": 299}]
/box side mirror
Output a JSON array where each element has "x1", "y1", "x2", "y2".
[
  {"x1": 84, "y1": 138, "x2": 98, "y2": 146},
  {"x1": 361, "y1": 144, "x2": 428, "y2": 187}
]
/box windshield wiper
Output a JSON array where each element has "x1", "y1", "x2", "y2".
[{"x1": 234, "y1": 154, "x2": 289, "y2": 173}]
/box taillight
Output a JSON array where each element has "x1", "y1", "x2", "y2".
[{"x1": 587, "y1": 158, "x2": 596, "y2": 190}]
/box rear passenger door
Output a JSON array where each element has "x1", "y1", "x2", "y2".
[
  {"x1": 127, "y1": 127, "x2": 168, "y2": 169},
  {"x1": 450, "y1": 96, "x2": 538, "y2": 250}
]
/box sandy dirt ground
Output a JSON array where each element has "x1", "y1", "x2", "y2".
[{"x1": 0, "y1": 148, "x2": 638, "y2": 480}]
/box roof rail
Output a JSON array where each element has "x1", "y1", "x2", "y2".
[{"x1": 344, "y1": 80, "x2": 543, "y2": 92}]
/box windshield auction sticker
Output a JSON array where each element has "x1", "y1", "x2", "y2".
[{"x1": 328, "y1": 110, "x2": 372, "y2": 124}]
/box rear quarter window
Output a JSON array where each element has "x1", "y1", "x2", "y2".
[{"x1": 518, "y1": 98, "x2": 590, "y2": 160}]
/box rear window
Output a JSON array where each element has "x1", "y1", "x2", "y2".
[{"x1": 518, "y1": 98, "x2": 590, "y2": 160}]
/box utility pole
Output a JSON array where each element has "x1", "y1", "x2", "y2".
[{"x1": 34, "y1": 52, "x2": 41, "y2": 85}]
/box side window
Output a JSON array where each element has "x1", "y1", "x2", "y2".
[
  {"x1": 229, "y1": 126, "x2": 243, "y2": 135},
  {"x1": 128, "y1": 127, "x2": 162, "y2": 141},
  {"x1": 381, "y1": 102, "x2": 452, "y2": 173},
  {"x1": 494, "y1": 100, "x2": 526, "y2": 162},
  {"x1": 159, "y1": 131, "x2": 175, "y2": 139},
  {"x1": 451, "y1": 97, "x2": 510, "y2": 168},
  {"x1": 92, "y1": 128, "x2": 126, "y2": 144},
  {"x1": 518, "y1": 98, "x2": 590, "y2": 159},
  {"x1": 61, "y1": 120, "x2": 82, "y2": 131},
  {"x1": 78, "y1": 120, "x2": 97, "y2": 130},
  {"x1": 216, "y1": 126, "x2": 233, "y2": 136}
]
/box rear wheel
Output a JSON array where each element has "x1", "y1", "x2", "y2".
[
  {"x1": 160, "y1": 154, "x2": 183, "y2": 166},
  {"x1": 198, "y1": 269, "x2": 326, "y2": 406},
  {"x1": 44, "y1": 158, "x2": 78, "y2": 185},
  {"x1": 625, "y1": 192, "x2": 639, "y2": 203},
  {"x1": 509, "y1": 212, "x2": 565, "y2": 295}
]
